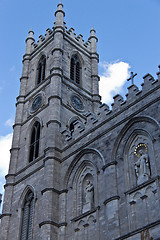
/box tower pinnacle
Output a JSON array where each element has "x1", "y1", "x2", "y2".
[
  {"x1": 54, "y1": 1, "x2": 65, "y2": 27},
  {"x1": 89, "y1": 27, "x2": 98, "y2": 53},
  {"x1": 25, "y1": 29, "x2": 35, "y2": 55}
]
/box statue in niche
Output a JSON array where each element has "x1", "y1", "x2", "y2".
[
  {"x1": 134, "y1": 149, "x2": 150, "y2": 185},
  {"x1": 83, "y1": 179, "x2": 94, "y2": 213}
]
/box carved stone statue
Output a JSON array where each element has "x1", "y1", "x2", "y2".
[
  {"x1": 83, "y1": 180, "x2": 94, "y2": 213},
  {"x1": 134, "y1": 150, "x2": 150, "y2": 185}
]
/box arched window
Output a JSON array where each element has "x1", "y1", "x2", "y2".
[
  {"x1": 20, "y1": 190, "x2": 34, "y2": 240},
  {"x1": 70, "y1": 55, "x2": 81, "y2": 84},
  {"x1": 29, "y1": 121, "x2": 40, "y2": 162},
  {"x1": 37, "y1": 55, "x2": 46, "y2": 85}
]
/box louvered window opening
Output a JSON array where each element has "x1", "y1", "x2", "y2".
[
  {"x1": 70, "y1": 55, "x2": 81, "y2": 84},
  {"x1": 37, "y1": 55, "x2": 46, "y2": 85},
  {"x1": 29, "y1": 122, "x2": 40, "y2": 162},
  {"x1": 20, "y1": 191, "x2": 34, "y2": 240}
]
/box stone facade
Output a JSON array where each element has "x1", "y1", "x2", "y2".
[{"x1": 0, "y1": 3, "x2": 160, "y2": 240}]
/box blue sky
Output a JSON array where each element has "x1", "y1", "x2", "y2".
[{"x1": 0, "y1": 0, "x2": 160, "y2": 210}]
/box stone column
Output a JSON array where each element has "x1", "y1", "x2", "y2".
[
  {"x1": 88, "y1": 28, "x2": 101, "y2": 112},
  {"x1": 40, "y1": 3, "x2": 65, "y2": 239}
]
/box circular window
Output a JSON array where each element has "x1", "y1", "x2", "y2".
[
  {"x1": 31, "y1": 95, "x2": 42, "y2": 112},
  {"x1": 71, "y1": 95, "x2": 84, "y2": 111}
]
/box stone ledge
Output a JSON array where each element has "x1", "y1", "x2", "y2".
[
  {"x1": 102, "y1": 161, "x2": 117, "y2": 171},
  {"x1": 125, "y1": 175, "x2": 160, "y2": 195},
  {"x1": 41, "y1": 187, "x2": 68, "y2": 195},
  {"x1": 71, "y1": 206, "x2": 100, "y2": 222},
  {"x1": 104, "y1": 195, "x2": 120, "y2": 205},
  {"x1": 115, "y1": 219, "x2": 160, "y2": 240},
  {"x1": 0, "y1": 213, "x2": 11, "y2": 219},
  {"x1": 39, "y1": 220, "x2": 67, "y2": 228}
]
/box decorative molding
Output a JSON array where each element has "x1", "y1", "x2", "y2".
[
  {"x1": 41, "y1": 188, "x2": 68, "y2": 195},
  {"x1": 102, "y1": 161, "x2": 117, "y2": 171},
  {"x1": 0, "y1": 213, "x2": 12, "y2": 219},
  {"x1": 39, "y1": 220, "x2": 67, "y2": 228},
  {"x1": 19, "y1": 76, "x2": 28, "y2": 82},
  {"x1": 4, "y1": 163, "x2": 45, "y2": 188},
  {"x1": 10, "y1": 147, "x2": 20, "y2": 153},
  {"x1": 46, "y1": 120, "x2": 61, "y2": 127},
  {"x1": 125, "y1": 176, "x2": 159, "y2": 195},
  {"x1": 44, "y1": 147, "x2": 62, "y2": 154},
  {"x1": 71, "y1": 206, "x2": 100, "y2": 222},
  {"x1": 48, "y1": 95, "x2": 62, "y2": 102},
  {"x1": 115, "y1": 219, "x2": 160, "y2": 240},
  {"x1": 103, "y1": 195, "x2": 120, "y2": 205},
  {"x1": 51, "y1": 48, "x2": 63, "y2": 55},
  {"x1": 43, "y1": 156, "x2": 62, "y2": 163}
]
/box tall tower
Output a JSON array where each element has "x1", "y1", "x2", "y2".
[
  {"x1": 0, "y1": 3, "x2": 101, "y2": 240},
  {"x1": 2, "y1": 2, "x2": 160, "y2": 240}
]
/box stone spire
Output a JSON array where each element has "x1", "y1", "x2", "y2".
[
  {"x1": 25, "y1": 29, "x2": 35, "y2": 55},
  {"x1": 54, "y1": 1, "x2": 65, "y2": 28},
  {"x1": 89, "y1": 27, "x2": 98, "y2": 53}
]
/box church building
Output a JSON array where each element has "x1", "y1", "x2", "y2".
[{"x1": 0, "y1": 2, "x2": 160, "y2": 240}]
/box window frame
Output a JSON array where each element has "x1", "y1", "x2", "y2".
[
  {"x1": 29, "y1": 121, "x2": 40, "y2": 163},
  {"x1": 37, "y1": 55, "x2": 46, "y2": 85},
  {"x1": 70, "y1": 55, "x2": 81, "y2": 85}
]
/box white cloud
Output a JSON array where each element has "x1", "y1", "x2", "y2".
[
  {"x1": 99, "y1": 61, "x2": 131, "y2": 104},
  {"x1": 0, "y1": 134, "x2": 12, "y2": 195},
  {"x1": 5, "y1": 118, "x2": 14, "y2": 127}
]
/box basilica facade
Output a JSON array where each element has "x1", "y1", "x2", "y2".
[{"x1": 0, "y1": 3, "x2": 160, "y2": 240}]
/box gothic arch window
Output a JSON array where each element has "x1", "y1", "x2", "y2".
[
  {"x1": 29, "y1": 121, "x2": 40, "y2": 163},
  {"x1": 37, "y1": 55, "x2": 46, "y2": 85},
  {"x1": 70, "y1": 55, "x2": 81, "y2": 84},
  {"x1": 20, "y1": 190, "x2": 34, "y2": 240}
]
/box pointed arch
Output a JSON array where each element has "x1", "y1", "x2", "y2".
[
  {"x1": 18, "y1": 185, "x2": 36, "y2": 209},
  {"x1": 112, "y1": 116, "x2": 160, "y2": 162},
  {"x1": 19, "y1": 186, "x2": 35, "y2": 240},
  {"x1": 37, "y1": 54, "x2": 46, "y2": 85},
  {"x1": 29, "y1": 121, "x2": 41, "y2": 162},
  {"x1": 70, "y1": 53, "x2": 82, "y2": 85},
  {"x1": 64, "y1": 148, "x2": 105, "y2": 188}
]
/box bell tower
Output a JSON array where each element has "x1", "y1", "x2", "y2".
[{"x1": 0, "y1": 2, "x2": 101, "y2": 240}]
